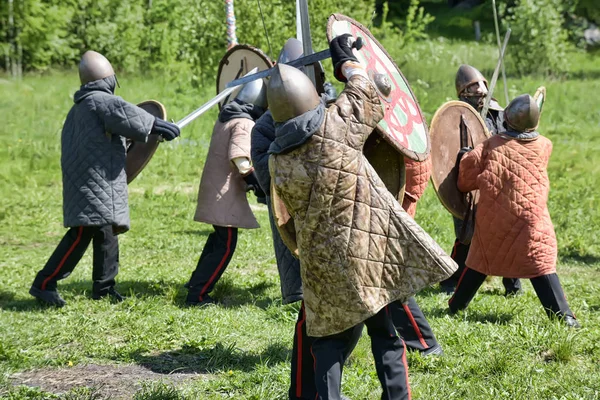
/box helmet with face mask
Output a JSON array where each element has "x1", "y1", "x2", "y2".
[{"x1": 455, "y1": 65, "x2": 488, "y2": 109}]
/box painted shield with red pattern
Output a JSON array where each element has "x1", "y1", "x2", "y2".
[
  {"x1": 126, "y1": 100, "x2": 167, "y2": 184},
  {"x1": 217, "y1": 44, "x2": 273, "y2": 110},
  {"x1": 327, "y1": 13, "x2": 430, "y2": 161}
]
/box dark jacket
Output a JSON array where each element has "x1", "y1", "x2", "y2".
[
  {"x1": 61, "y1": 76, "x2": 155, "y2": 233},
  {"x1": 251, "y1": 111, "x2": 303, "y2": 304}
]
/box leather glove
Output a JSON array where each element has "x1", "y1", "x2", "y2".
[
  {"x1": 330, "y1": 33, "x2": 359, "y2": 82},
  {"x1": 456, "y1": 147, "x2": 473, "y2": 168},
  {"x1": 151, "y1": 118, "x2": 180, "y2": 141},
  {"x1": 242, "y1": 170, "x2": 267, "y2": 201}
]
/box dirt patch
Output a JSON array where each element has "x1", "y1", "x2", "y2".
[{"x1": 10, "y1": 363, "x2": 210, "y2": 399}]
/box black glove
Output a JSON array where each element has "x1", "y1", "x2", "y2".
[
  {"x1": 152, "y1": 118, "x2": 180, "y2": 141},
  {"x1": 330, "y1": 33, "x2": 359, "y2": 82},
  {"x1": 242, "y1": 170, "x2": 267, "y2": 201}
]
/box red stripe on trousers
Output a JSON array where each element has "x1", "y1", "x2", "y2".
[
  {"x1": 310, "y1": 345, "x2": 318, "y2": 400},
  {"x1": 198, "y1": 227, "x2": 233, "y2": 302},
  {"x1": 296, "y1": 303, "x2": 306, "y2": 398},
  {"x1": 401, "y1": 339, "x2": 412, "y2": 400},
  {"x1": 448, "y1": 266, "x2": 470, "y2": 306},
  {"x1": 402, "y1": 303, "x2": 428, "y2": 348},
  {"x1": 41, "y1": 226, "x2": 84, "y2": 290},
  {"x1": 450, "y1": 239, "x2": 459, "y2": 259}
]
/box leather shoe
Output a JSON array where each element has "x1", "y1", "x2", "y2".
[
  {"x1": 186, "y1": 295, "x2": 216, "y2": 307},
  {"x1": 29, "y1": 286, "x2": 66, "y2": 307},
  {"x1": 564, "y1": 315, "x2": 580, "y2": 329},
  {"x1": 92, "y1": 287, "x2": 125, "y2": 302}
]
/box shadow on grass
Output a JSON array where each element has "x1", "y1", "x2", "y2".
[
  {"x1": 560, "y1": 253, "x2": 600, "y2": 266},
  {"x1": 0, "y1": 293, "x2": 47, "y2": 312},
  {"x1": 427, "y1": 306, "x2": 514, "y2": 324},
  {"x1": 131, "y1": 341, "x2": 290, "y2": 374},
  {"x1": 184, "y1": 280, "x2": 279, "y2": 310},
  {"x1": 175, "y1": 229, "x2": 213, "y2": 237},
  {"x1": 59, "y1": 279, "x2": 177, "y2": 298}
]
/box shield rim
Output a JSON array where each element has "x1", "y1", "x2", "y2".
[
  {"x1": 533, "y1": 86, "x2": 546, "y2": 114},
  {"x1": 326, "y1": 13, "x2": 430, "y2": 162},
  {"x1": 216, "y1": 44, "x2": 274, "y2": 110},
  {"x1": 429, "y1": 100, "x2": 490, "y2": 219},
  {"x1": 126, "y1": 100, "x2": 167, "y2": 184}
]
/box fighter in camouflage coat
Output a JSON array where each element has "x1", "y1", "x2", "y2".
[{"x1": 268, "y1": 36, "x2": 456, "y2": 398}]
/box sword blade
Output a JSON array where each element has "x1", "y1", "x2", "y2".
[
  {"x1": 481, "y1": 29, "x2": 511, "y2": 119},
  {"x1": 225, "y1": 49, "x2": 331, "y2": 88},
  {"x1": 492, "y1": 0, "x2": 509, "y2": 105},
  {"x1": 176, "y1": 67, "x2": 259, "y2": 129},
  {"x1": 297, "y1": 0, "x2": 316, "y2": 86}
]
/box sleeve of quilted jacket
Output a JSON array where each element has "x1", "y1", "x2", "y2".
[
  {"x1": 91, "y1": 95, "x2": 155, "y2": 142},
  {"x1": 403, "y1": 156, "x2": 432, "y2": 205},
  {"x1": 250, "y1": 112, "x2": 275, "y2": 195},
  {"x1": 457, "y1": 142, "x2": 484, "y2": 193},
  {"x1": 331, "y1": 75, "x2": 384, "y2": 130},
  {"x1": 228, "y1": 119, "x2": 252, "y2": 163}
]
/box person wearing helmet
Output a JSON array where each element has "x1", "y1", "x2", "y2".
[
  {"x1": 268, "y1": 34, "x2": 456, "y2": 399},
  {"x1": 184, "y1": 77, "x2": 268, "y2": 307},
  {"x1": 29, "y1": 51, "x2": 180, "y2": 307},
  {"x1": 448, "y1": 94, "x2": 579, "y2": 328},
  {"x1": 440, "y1": 64, "x2": 522, "y2": 297},
  {"x1": 251, "y1": 38, "x2": 356, "y2": 400}
]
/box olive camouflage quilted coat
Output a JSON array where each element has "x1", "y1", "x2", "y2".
[{"x1": 269, "y1": 75, "x2": 457, "y2": 337}]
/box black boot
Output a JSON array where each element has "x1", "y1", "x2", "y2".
[
  {"x1": 29, "y1": 286, "x2": 66, "y2": 307},
  {"x1": 92, "y1": 287, "x2": 125, "y2": 302}
]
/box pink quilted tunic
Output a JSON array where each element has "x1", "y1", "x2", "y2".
[
  {"x1": 402, "y1": 156, "x2": 432, "y2": 217},
  {"x1": 457, "y1": 134, "x2": 557, "y2": 278}
]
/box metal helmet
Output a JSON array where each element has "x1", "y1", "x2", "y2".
[
  {"x1": 235, "y1": 76, "x2": 268, "y2": 109},
  {"x1": 79, "y1": 51, "x2": 115, "y2": 85},
  {"x1": 267, "y1": 64, "x2": 320, "y2": 123},
  {"x1": 277, "y1": 38, "x2": 304, "y2": 64},
  {"x1": 455, "y1": 64, "x2": 488, "y2": 98},
  {"x1": 504, "y1": 94, "x2": 540, "y2": 132}
]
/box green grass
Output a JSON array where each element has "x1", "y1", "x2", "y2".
[{"x1": 1, "y1": 39, "x2": 599, "y2": 399}]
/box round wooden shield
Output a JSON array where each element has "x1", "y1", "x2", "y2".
[
  {"x1": 125, "y1": 100, "x2": 167, "y2": 184},
  {"x1": 216, "y1": 44, "x2": 273, "y2": 110},
  {"x1": 429, "y1": 101, "x2": 490, "y2": 219},
  {"x1": 327, "y1": 13, "x2": 430, "y2": 161},
  {"x1": 364, "y1": 131, "x2": 406, "y2": 202}
]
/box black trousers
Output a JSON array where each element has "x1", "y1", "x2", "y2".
[
  {"x1": 390, "y1": 297, "x2": 439, "y2": 352},
  {"x1": 186, "y1": 225, "x2": 238, "y2": 303},
  {"x1": 311, "y1": 306, "x2": 411, "y2": 400},
  {"x1": 32, "y1": 225, "x2": 119, "y2": 295},
  {"x1": 289, "y1": 302, "x2": 363, "y2": 400},
  {"x1": 440, "y1": 239, "x2": 522, "y2": 294},
  {"x1": 448, "y1": 268, "x2": 575, "y2": 319}
]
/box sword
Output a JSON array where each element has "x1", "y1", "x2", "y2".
[
  {"x1": 226, "y1": 38, "x2": 364, "y2": 89},
  {"x1": 480, "y1": 29, "x2": 511, "y2": 119},
  {"x1": 175, "y1": 67, "x2": 259, "y2": 129},
  {"x1": 297, "y1": 0, "x2": 316, "y2": 86},
  {"x1": 492, "y1": 0, "x2": 509, "y2": 105}
]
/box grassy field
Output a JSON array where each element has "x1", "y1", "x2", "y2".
[{"x1": 1, "y1": 38, "x2": 599, "y2": 399}]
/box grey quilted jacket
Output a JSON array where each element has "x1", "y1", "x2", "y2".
[
  {"x1": 61, "y1": 76, "x2": 155, "y2": 233},
  {"x1": 251, "y1": 111, "x2": 303, "y2": 304}
]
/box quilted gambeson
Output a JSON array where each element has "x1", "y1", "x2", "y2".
[
  {"x1": 458, "y1": 134, "x2": 558, "y2": 278},
  {"x1": 61, "y1": 77, "x2": 155, "y2": 233},
  {"x1": 270, "y1": 75, "x2": 457, "y2": 337}
]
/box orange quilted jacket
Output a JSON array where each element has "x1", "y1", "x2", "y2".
[
  {"x1": 402, "y1": 156, "x2": 432, "y2": 217},
  {"x1": 457, "y1": 134, "x2": 557, "y2": 278}
]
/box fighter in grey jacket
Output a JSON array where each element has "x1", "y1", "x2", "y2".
[{"x1": 30, "y1": 51, "x2": 180, "y2": 307}]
